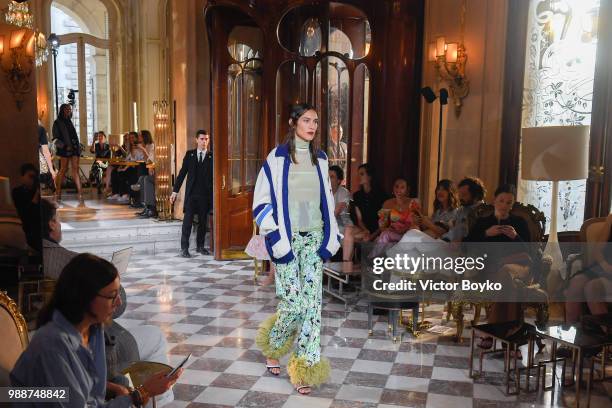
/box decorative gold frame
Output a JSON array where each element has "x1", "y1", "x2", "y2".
[{"x1": 0, "y1": 291, "x2": 29, "y2": 349}]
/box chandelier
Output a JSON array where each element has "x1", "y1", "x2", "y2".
[
  {"x1": 4, "y1": 1, "x2": 34, "y2": 29},
  {"x1": 4, "y1": 1, "x2": 48, "y2": 66}
]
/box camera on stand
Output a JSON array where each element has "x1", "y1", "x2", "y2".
[{"x1": 67, "y1": 89, "x2": 78, "y2": 106}]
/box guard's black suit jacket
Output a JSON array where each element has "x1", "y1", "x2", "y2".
[{"x1": 173, "y1": 149, "x2": 213, "y2": 211}]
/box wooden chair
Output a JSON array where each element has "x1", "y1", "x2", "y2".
[
  {"x1": 0, "y1": 291, "x2": 28, "y2": 386},
  {"x1": 448, "y1": 202, "x2": 551, "y2": 342}
]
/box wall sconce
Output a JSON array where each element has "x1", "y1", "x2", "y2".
[
  {"x1": 428, "y1": 37, "x2": 469, "y2": 117},
  {"x1": 0, "y1": 28, "x2": 35, "y2": 110},
  {"x1": 427, "y1": 0, "x2": 469, "y2": 116}
]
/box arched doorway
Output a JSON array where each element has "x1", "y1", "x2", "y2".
[{"x1": 50, "y1": 0, "x2": 113, "y2": 144}]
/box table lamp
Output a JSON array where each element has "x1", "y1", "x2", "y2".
[{"x1": 520, "y1": 125, "x2": 590, "y2": 270}]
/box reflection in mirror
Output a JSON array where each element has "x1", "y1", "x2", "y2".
[
  {"x1": 278, "y1": 4, "x2": 319, "y2": 55},
  {"x1": 228, "y1": 60, "x2": 263, "y2": 196},
  {"x1": 328, "y1": 2, "x2": 371, "y2": 59},
  {"x1": 329, "y1": 27, "x2": 353, "y2": 58},
  {"x1": 314, "y1": 57, "x2": 350, "y2": 176},
  {"x1": 276, "y1": 62, "x2": 309, "y2": 144},
  {"x1": 278, "y1": 3, "x2": 370, "y2": 59},
  {"x1": 299, "y1": 18, "x2": 322, "y2": 57},
  {"x1": 352, "y1": 63, "x2": 370, "y2": 186},
  {"x1": 228, "y1": 26, "x2": 263, "y2": 62}
]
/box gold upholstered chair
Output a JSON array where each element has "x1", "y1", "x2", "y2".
[{"x1": 0, "y1": 291, "x2": 29, "y2": 386}]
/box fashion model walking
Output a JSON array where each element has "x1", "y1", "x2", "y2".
[{"x1": 253, "y1": 103, "x2": 341, "y2": 394}]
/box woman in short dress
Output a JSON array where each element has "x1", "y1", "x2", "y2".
[{"x1": 52, "y1": 103, "x2": 83, "y2": 204}]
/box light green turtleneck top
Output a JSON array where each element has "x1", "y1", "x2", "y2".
[{"x1": 288, "y1": 137, "x2": 322, "y2": 232}]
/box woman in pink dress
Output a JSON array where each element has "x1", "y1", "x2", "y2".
[{"x1": 375, "y1": 178, "x2": 419, "y2": 244}]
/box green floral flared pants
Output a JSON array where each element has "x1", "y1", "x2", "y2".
[{"x1": 256, "y1": 230, "x2": 330, "y2": 387}]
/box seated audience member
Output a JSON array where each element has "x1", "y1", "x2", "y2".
[
  {"x1": 39, "y1": 198, "x2": 174, "y2": 404},
  {"x1": 91, "y1": 131, "x2": 112, "y2": 158},
  {"x1": 136, "y1": 130, "x2": 155, "y2": 162},
  {"x1": 133, "y1": 130, "x2": 157, "y2": 217},
  {"x1": 41, "y1": 199, "x2": 76, "y2": 280},
  {"x1": 375, "y1": 178, "x2": 418, "y2": 244},
  {"x1": 112, "y1": 132, "x2": 144, "y2": 204},
  {"x1": 329, "y1": 165, "x2": 352, "y2": 260},
  {"x1": 346, "y1": 163, "x2": 388, "y2": 235},
  {"x1": 90, "y1": 131, "x2": 111, "y2": 193},
  {"x1": 12, "y1": 163, "x2": 41, "y2": 251},
  {"x1": 341, "y1": 164, "x2": 389, "y2": 261},
  {"x1": 465, "y1": 184, "x2": 537, "y2": 352},
  {"x1": 107, "y1": 134, "x2": 130, "y2": 199},
  {"x1": 10, "y1": 253, "x2": 182, "y2": 407},
  {"x1": 415, "y1": 179, "x2": 459, "y2": 239},
  {"x1": 442, "y1": 176, "x2": 487, "y2": 242},
  {"x1": 564, "y1": 213, "x2": 612, "y2": 323}
]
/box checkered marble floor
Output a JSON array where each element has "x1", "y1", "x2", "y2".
[{"x1": 115, "y1": 250, "x2": 612, "y2": 408}]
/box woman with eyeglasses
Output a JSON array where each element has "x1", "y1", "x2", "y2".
[{"x1": 11, "y1": 254, "x2": 182, "y2": 407}]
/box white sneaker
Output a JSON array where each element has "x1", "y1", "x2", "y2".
[{"x1": 117, "y1": 195, "x2": 130, "y2": 203}]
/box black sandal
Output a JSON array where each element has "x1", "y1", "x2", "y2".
[{"x1": 266, "y1": 364, "x2": 281, "y2": 376}]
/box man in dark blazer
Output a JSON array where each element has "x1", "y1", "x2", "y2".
[{"x1": 171, "y1": 130, "x2": 213, "y2": 257}]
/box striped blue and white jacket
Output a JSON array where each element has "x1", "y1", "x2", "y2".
[{"x1": 252, "y1": 142, "x2": 342, "y2": 264}]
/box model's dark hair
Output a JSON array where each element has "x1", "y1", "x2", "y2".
[
  {"x1": 458, "y1": 176, "x2": 487, "y2": 202},
  {"x1": 20, "y1": 163, "x2": 37, "y2": 176},
  {"x1": 41, "y1": 198, "x2": 57, "y2": 240},
  {"x1": 329, "y1": 165, "x2": 344, "y2": 181},
  {"x1": 37, "y1": 253, "x2": 119, "y2": 328},
  {"x1": 196, "y1": 129, "x2": 208, "y2": 137},
  {"x1": 97, "y1": 131, "x2": 106, "y2": 139},
  {"x1": 285, "y1": 103, "x2": 319, "y2": 165},
  {"x1": 141, "y1": 130, "x2": 153, "y2": 145},
  {"x1": 494, "y1": 183, "x2": 517, "y2": 198},
  {"x1": 58, "y1": 103, "x2": 71, "y2": 119},
  {"x1": 433, "y1": 179, "x2": 459, "y2": 211}
]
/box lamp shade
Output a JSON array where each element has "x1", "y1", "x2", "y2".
[
  {"x1": 436, "y1": 36, "x2": 446, "y2": 57},
  {"x1": 520, "y1": 125, "x2": 589, "y2": 181},
  {"x1": 10, "y1": 29, "x2": 27, "y2": 49}
]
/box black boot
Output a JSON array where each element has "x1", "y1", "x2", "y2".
[
  {"x1": 196, "y1": 247, "x2": 210, "y2": 255},
  {"x1": 135, "y1": 207, "x2": 148, "y2": 216}
]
